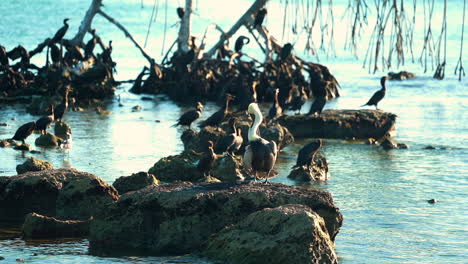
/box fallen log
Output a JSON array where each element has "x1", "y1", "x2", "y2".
[{"x1": 278, "y1": 110, "x2": 396, "y2": 140}]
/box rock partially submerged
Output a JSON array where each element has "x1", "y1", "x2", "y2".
[
  {"x1": 288, "y1": 153, "x2": 329, "y2": 182},
  {"x1": 0, "y1": 168, "x2": 119, "y2": 223},
  {"x1": 22, "y1": 212, "x2": 92, "y2": 239},
  {"x1": 35, "y1": 132, "x2": 62, "y2": 147},
  {"x1": 54, "y1": 121, "x2": 72, "y2": 139},
  {"x1": 89, "y1": 182, "x2": 343, "y2": 257},
  {"x1": 278, "y1": 109, "x2": 396, "y2": 140},
  {"x1": 387, "y1": 71, "x2": 416, "y2": 80},
  {"x1": 16, "y1": 157, "x2": 53, "y2": 175},
  {"x1": 203, "y1": 204, "x2": 338, "y2": 264},
  {"x1": 113, "y1": 171, "x2": 159, "y2": 194}
]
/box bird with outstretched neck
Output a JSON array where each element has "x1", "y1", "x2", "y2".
[
  {"x1": 234, "y1": 36, "x2": 250, "y2": 53},
  {"x1": 11, "y1": 121, "x2": 36, "y2": 144},
  {"x1": 292, "y1": 139, "x2": 322, "y2": 170},
  {"x1": 173, "y1": 102, "x2": 203, "y2": 130},
  {"x1": 199, "y1": 94, "x2": 234, "y2": 129},
  {"x1": 287, "y1": 86, "x2": 308, "y2": 114},
  {"x1": 51, "y1": 18, "x2": 69, "y2": 44},
  {"x1": 54, "y1": 86, "x2": 70, "y2": 122},
  {"x1": 362, "y1": 76, "x2": 389, "y2": 110},
  {"x1": 268, "y1": 88, "x2": 282, "y2": 124},
  {"x1": 197, "y1": 140, "x2": 217, "y2": 179},
  {"x1": 244, "y1": 103, "x2": 278, "y2": 183},
  {"x1": 214, "y1": 118, "x2": 243, "y2": 156}
]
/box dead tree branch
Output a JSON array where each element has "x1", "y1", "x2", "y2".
[{"x1": 70, "y1": 0, "x2": 102, "y2": 46}]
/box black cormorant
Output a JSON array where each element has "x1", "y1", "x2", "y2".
[
  {"x1": 243, "y1": 103, "x2": 278, "y2": 183},
  {"x1": 54, "y1": 86, "x2": 70, "y2": 122},
  {"x1": 280, "y1": 43, "x2": 293, "y2": 61},
  {"x1": 234, "y1": 36, "x2": 250, "y2": 53},
  {"x1": 173, "y1": 102, "x2": 203, "y2": 130},
  {"x1": 287, "y1": 86, "x2": 308, "y2": 114},
  {"x1": 199, "y1": 94, "x2": 234, "y2": 129},
  {"x1": 292, "y1": 139, "x2": 322, "y2": 170},
  {"x1": 177, "y1": 7, "x2": 185, "y2": 20},
  {"x1": 51, "y1": 18, "x2": 70, "y2": 44},
  {"x1": 84, "y1": 29, "x2": 97, "y2": 59},
  {"x1": 49, "y1": 43, "x2": 61, "y2": 65},
  {"x1": 268, "y1": 88, "x2": 282, "y2": 123},
  {"x1": 197, "y1": 140, "x2": 217, "y2": 179},
  {"x1": 361, "y1": 76, "x2": 388, "y2": 109},
  {"x1": 308, "y1": 96, "x2": 326, "y2": 116},
  {"x1": 35, "y1": 105, "x2": 54, "y2": 135},
  {"x1": 11, "y1": 121, "x2": 36, "y2": 144},
  {"x1": 214, "y1": 118, "x2": 243, "y2": 156},
  {"x1": 253, "y1": 8, "x2": 267, "y2": 28},
  {"x1": 0, "y1": 45, "x2": 8, "y2": 66}
]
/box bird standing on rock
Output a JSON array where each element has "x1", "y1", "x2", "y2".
[
  {"x1": 292, "y1": 139, "x2": 322, "y2": 170},
  {"x1": 11, "y1": 121, "x2": 36, "y2": 144},
  {"x1": 268, "y1": 88, "x2": 282, "y2": 123},
  {"x1": 214, "y1": 118, "x2": 243, "y2": 156},
  {"x1": 173, "y1": 102, "x2": 203, "y2": 130},
  {"x1": 36, "y1": 105, "x2": 54, "y2": 135},
  {"x1": 197, "y1": 140, "x2": 217, "y2": 179},
  {"x1": 244, "y1": 103, "x2": 278, "y2": 183},
  {"x1": 362, "y1": 76, "x2": 389, "y2": 110}
]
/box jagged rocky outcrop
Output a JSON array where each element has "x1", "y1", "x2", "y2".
[
  {"x1": 278, "y1": 110, "x2": 396, "y2": 140},
  {"x1": 203, "y1": 204, "x2": 338, "y2": 264},
  {"x1": 88, "y1": 182, "x2": 343, "y2": 257},
  {"x1": 16, "y1": 157, "x2": 54, "y2": 175},
  {"x1": 22, "y1": 212, "x2": 92, "y2": 239},
  {"x1": 288, "y1": 153, "x2": 329, "y2": 182},
  {"x1": 0, "y1": 168, "x2": 119, "y2": 223},
  {"x1": 113, "y1": 171, "x2": 159, "y2": 194}
]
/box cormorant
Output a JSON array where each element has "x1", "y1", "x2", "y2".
[
  {"x1": 0, "y1": 45, "x2": 8, "y2": 66},
  {"x1": 308, "y1": 96, "x2": 326, "y2": 116},
  {"x1": 214, "y1": 118, "x2": 243, "y2": 156},
  {"x1": 280, "y1": 43, "x2": 293, "y2": 61},
  {"x1": 49, "y1": 43, "x2": 61, "y2": 65},
  {"x1": 51, "y1": 18, "x2": 70, "y2": 44},
  {"x1": 268, "y1": 88, "x2": 282, "y2": 123},
  {"x1": 243, "y1": 103, "x2": 278, "y2": 183},
  {"x1": 234, "y1": 36, "x2": 250, "y2": 53},
  {"x1": 54, "y1": 86, "x2": 70, "y2": 122},
  {"x1": 253, "y1": 8, "x2": 267, "y2": 28},
  {"x1": 84, "y1": 29, "x2": 97, "y2": 59},
  {"x1": 11, "y1": 121, "x2": 36, "y2": 144},
  {"x1": 287, "y1": 86, "x2": 308, "y2": 114},
  {"x1": 173, "y1": 102, "x2": 203, "y2": 130},
  {"x1": 361, "y1": 76, "x2": 388, "y2": 109},
  {"x1": 177, "y1": 7, "x2": 185, "y2": 20},
  {"x1": 36, "y1": 105, "x2": 55, "y2": 135},
  {"x1": 197, "y1": 140, "x2": 217, "y2": 179},
  {"x1": 292, "y1": 139, "x2": 322, "y2": 170},
  {"x1": 199, "y1": 94, "x2": 234, "y2": 129}
]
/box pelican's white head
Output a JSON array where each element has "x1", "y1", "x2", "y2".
[{"x1": 248, "y1": 103, "x2": 260, "y2": 115}]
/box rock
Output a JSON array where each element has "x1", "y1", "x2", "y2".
[
  {"x1": 13, "y1": 143, "x2": 32, "y2": 151},
  {"x1": 30, "y1": 150, "x2": 42, "y2": 154},
  {"x1": 212, "y1": 155, "x2": 245, "y2": 182},
  {"x1": 427, "y1": 199, "x2": 437, "y2": 204},
  {"x1": 22, "y1": 212, "x2": 92, "y2": 239},
  {"x1": 387, "y1": 71, "x2": 416, "y2": 80},
  {"x1": 288, "y1": 153, "x2": 329, "y2": 181},
  {"x1": 203, "y1": 204, "x2": 338, "y2": 264},
  {"x1": 132, "y1": 105, "x2": 142, "y2": 112},
  {"x1": 35, "y1": 132, "x2": 62, "y2": 147},
  {"x1": 0, "y1": 140, "x2": 10, "y2": 148},
  {"x1": 181, "y1": 128, "x2": 226, "y2": 153},
  {"x1": 16, "y1": 157, "x2": 53, "y2": 174},
  {"x1": 397, "y1": 143, "x2": 410, "y2": 149},
  {"x1": 0, "y1": 256, "x2": 4, "y2": 260},
  {"x1": 0, "y1": 168, "x2": 119, "y2": 223},
  {"x1": 0, "y1": 123, "x2": 8, "y2": 126},
  {"x1": 148, "y1": 151, "x2": 203, "y2": 182},
  {"x1": 278, "y1": 110, "x2": 396, "y2": 140},
  {"x1": 16, "y1": 259, "x2": 25, "y2": 263},
  {"x1": 141, "y1": 96, "x2": 153, "y2": 101},
  {"x1": 381, "y1": 138, "x2": 398, "y2": 150},
  {"x1": 54, "y1": 121, "x2": 72, "y2": 139},
  {"x1": 113, "y1": 172, "x2": 159, "y2": 194},
  {"x1": 88, "y1": 182, "x2": 343, "y2": 257},
  {"x1": 365, "y1": 137, "x2": 378, "y2": 145},
  {"x1": 424, "y1": 145, "x2": 437, "y2": 150}
]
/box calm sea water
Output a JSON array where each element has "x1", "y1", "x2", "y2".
[{"x1": 1, "y1": 0, "x2": 467, "y2": 263}]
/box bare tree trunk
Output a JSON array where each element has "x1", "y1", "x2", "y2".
[
  {"x1": 204, "y1": 0, "x2": 270, "y2": 58},
  {"x1": 177, "y1": 0, "x2": 194, "y2": 53},
  {"x1": 69, "y1": 0, "x2": 102, "y2": 46}
]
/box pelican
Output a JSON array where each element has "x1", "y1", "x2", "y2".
[{"x1": 243, "y1": 103, "x2": 278, "y2": 183}]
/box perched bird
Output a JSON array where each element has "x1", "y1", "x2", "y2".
[
  {"x1": 308, "y1": 96, "x2": 326, "y2": 116},
  {"x1": 268, "y1": 88, "x2": 282, "y2": 123},
  {"x1": 214, "y1": 118, "x2": 243, "y2": 156},
  {"x1": 177, "y1": 7, "x2": 185, "y2": 20},
  {"x1": 0, "y1": 45, "x2": 9, "y2": 66},
  {"x1": 197, "y1": 140, "x2": 217, "y2": 179},
  {"x1": 280, "y1": 43, "x2": 293, "y2": 61},
  {"x1": 36, "y1": 105, "x2": 55, "y2": 135},
  {"x1": 199, "y1": 95, "x2": 234, "y2": 129},
  {"x1": 11, "y1": 121, "x2": 36, "y2": 144},
  {"x1": 243, "y1": 103, "x2": 278, "y2": 183},
  {"x1": 49, "y1": 43, "x2": 61, "y2": 65},
  {"x1": 51, "y1": 18, "x2": 70, "y2": 44},
  {"x1": 292, "y1": 139, "x2": 322, "y2": 170},
  {"x1": 287, "y1": 86, "x2": 308, "y2": 114},
  {"x1": 361, "y1": 76, "x2": 389, "y2": 109},
  {"x1": 234, "y1": 36, "x2": 250, "y2": 53},
  {"x1": 84, "y1": 29, "x2": 97, "y2": 59},
  {"x1": 54, "y1": 86, "x2": 70, "y2": 122},
  {"x1": 253, "y1": 8, "x2": 267, "y2": 28},
  {"x1": 173, "y1": 102, "x2": 203, "y2": 130}
]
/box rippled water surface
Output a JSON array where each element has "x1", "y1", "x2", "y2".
[{"x1": 1, "y1": 0, "x2": 467, "y2": 263}]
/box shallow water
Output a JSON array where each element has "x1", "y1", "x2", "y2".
[{"x1": 1, "y1": 0, "x2": 468, "y2": 263}]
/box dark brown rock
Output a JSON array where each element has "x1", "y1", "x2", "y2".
[
  {"x1": 22, "y1": 212, "x2": 92, "y2": 239},
  {"x1": 387, "y1": 71, "x2": 416, "y2": 80},
  {"x1": 113, "y1": 172, "x2": 159, "y2": 194},
  {"x1": 148, "y1": 151, "x2": 203, "y2": 182},
  {"x1": 278, "y1": 110, "x2": 396, "y2": 140},
  {"x1": 54, "y1": 121, "x2": 71, "y2": 139},
  {"x1": 288, "y1": 153, "x2": 329, "y2": 182},
  {"x1": 16, "y1": 157, "x2": 54, "y2": 174},
  {"x1": 89, "y1": 182, "x2": 343, "y2": 257},
  {"x1": 35, "y1": 132, "x2": 62, "y2": 147},
  {"x1": 13, "y1": 144, "x2": 32, "y2": 151},
  {"x1": 0, "y1": 168, "x2": 119, "y2": 223},
  {"x1": 203, "y1": 204, "x2": 338, "y2": 264},
  {"x1": 381, "y1": 138, "x2": 398, "y2": 150}
]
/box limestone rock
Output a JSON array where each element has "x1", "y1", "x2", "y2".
[
  {"x1": 113, "y1": 171, "x2": 159, "y2": 194},
  {"x1": 35, "y1": 132, "x2": 62, "y2": 147},
  {"x1": 0, "y1": 168, "x2": 119, "y2": 223},
  {"x1": 212, "y1": 155, "x2": 245, "y2": 182},
  {"x1": 16, "y1": 157, "x2": 54, "y2": 174},
  {"x1": 22, "y1": 212, "x2": 92, "y2": 239},
  {"x1": 288, "y1": 153, "x2": 329, "y2": 182},
  {"x1": 88, "y1": 182, "x2": 343, "y2": 257},
  {"x1": 203, "y1": 204, "x2": 338, "y2": 264},
  {"x1": 148, "y1": 151, "x2": 203, "y2": 182}
]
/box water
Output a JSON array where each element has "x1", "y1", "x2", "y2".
[{"x1": 1, "y1": 0, "x2": 467, "y2": 263}]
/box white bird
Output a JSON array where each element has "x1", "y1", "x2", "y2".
[
  {"x1": 60, "y1": 132, "x2": 73, "y2": 151},
  {"x1": 243, "y1": 103, "x2": 278, "y2": 183}
]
